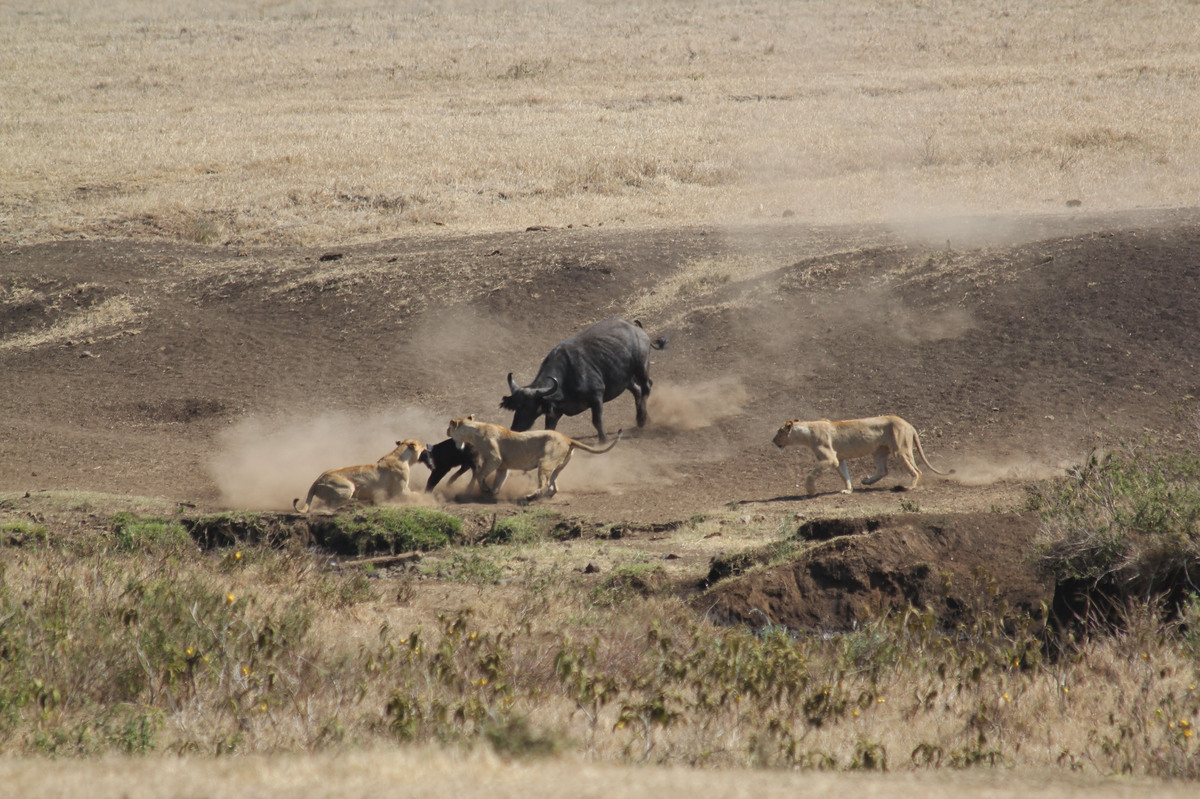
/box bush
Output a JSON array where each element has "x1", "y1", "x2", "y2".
[
  {"x1": 107, "y1": 512, "x2": 191, "y2": 553},
  {"x1": 313, "y1": 507, "x2": 462, "y2": 556},
  {"x1": 1031, "y1": 444, "x2": 1200, "y2": 590},
  {"x1": 485, "y1": 510, "x2": 560, "y2": 545},
  {"x1": 0, "y1": 521, "x2": 48, "y2": 548}
]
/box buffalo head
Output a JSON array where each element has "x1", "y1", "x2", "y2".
[{"x1": 499, "y1": 373, "x2": 559, "y2": 431}]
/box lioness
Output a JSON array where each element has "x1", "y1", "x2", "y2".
[
  {"x1": 772, "y1": 416, "x2": 950, "y2": 495},
  {"x1": 446, "y1": 415, "x2": 622, "y2": 502},
  {"x1": 293, "y1": 439, "x2": 428, "y2": 513}
]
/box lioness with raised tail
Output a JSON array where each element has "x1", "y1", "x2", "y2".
[
  {"x1": 447, "y1": 415, "x2": 622, "y2": 502},
  {"x1": 772, "y1": 415, "x2": 950, "y2": 495}
]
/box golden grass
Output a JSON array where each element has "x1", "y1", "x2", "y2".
[
  {"x1": 0, "y1": 295, "x2": 140, "y2": 351},
  {"x1": 6, "y1": 748, "x2": 1196, "y2": 799},
  {"x1": 3, "y1": 1, "x2": 1198, "y2": 247}
]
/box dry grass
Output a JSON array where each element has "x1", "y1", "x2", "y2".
[
  {"x1": 0, "y1": 294, "x2": 140, "y2": 352},
  {"x1": 2, "y1": 491, "x2": 1199, "y2": 782},
  {"x1": 3, "y1": 1, "x2": 1198, "y2": 247},
  {"x1": 6, "y1": 749, "x2": 1196, "y2": 799}
]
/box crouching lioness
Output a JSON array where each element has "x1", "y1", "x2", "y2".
[
  {"x1": 294, "y1": 439, "x2": 428, "y2": 513},
  {"x1": 772, "y1": 416, "x2": 950, "y2": 495},
  {"x1": 447, "y1": 415, "x2": 621, "y2": 502}
]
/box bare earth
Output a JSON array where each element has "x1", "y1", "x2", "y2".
[{"x1": 4, "y1": 209, "x2": 1198, "y2": 515}]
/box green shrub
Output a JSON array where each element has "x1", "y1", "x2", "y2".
[
  {"x1": 313, "y1": 507, "x2": 462, "y2": 556},
  {"x1": 0, "y1": 521, "x2": 48, "y2": 547},
  {"x1": 486, "y1": 510, "x2": 559, "y2": 545},
  {"x1": 592, "y1": 563, "x2": 667, "y2": 607},
  {"x1": 107, "y1": 512, "x2": 191, "y2": 553},
  {"x1": 427, "y1": 551, "x2": 505, "y2": 584},
  {"x1": 1031, "y1": 444, "x2": 1200, "y2": 588}
]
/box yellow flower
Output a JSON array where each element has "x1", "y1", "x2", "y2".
[
  {"x1": 259, "y1": 702, "x2": 267, "y2": 712},
  {"x1": 1002, "y1": 693, "x2": 1011, "y2": 703},
  {"x1": 1063, "y1": 686, "x2": 1069, "y2": 694},
  {"x1": 234, "y1": 551, "x2": 242, "y2": 560},
  {"x1": 477, "y1": 678, "x2": 488, "y2": 687},
  {"x1": 226, "y1": 593, "x2": 236, "y2": 604},
  {"x1": 185, "y1": 647, "x2": 195, "y2": 657},
  {"x1": 242, "y1": 666, "x2": 250, "y2": 676},
  {"x1": 852, "y1": 708, "x2": 860, "y2": 718},
  {"x1": 877, "y1": 697, "x2": 886, "y2": 704}
]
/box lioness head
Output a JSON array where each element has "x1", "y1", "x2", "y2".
[
  {"x1": 447, "y1": 415, "x2": 476, "y2": 449},
  {"x1": 772, "y1": 420, "x2": 796, "y2": 450},
  {"x1": 390, "y1": 439, "x2": 427, "y2": 464}
]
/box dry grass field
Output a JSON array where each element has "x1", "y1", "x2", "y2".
[
  {"x1": 3, "y1": 0, "x2": 1199, "y2": 246},
  {"x1": 4, "y1": 2, "x2": 1200, "y2": 797}
]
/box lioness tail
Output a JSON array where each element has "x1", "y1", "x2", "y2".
[
  {"x1": 293, "y1": 488, "x2": 315, "y2": 513},
  {"x1": 569, "y1": 429, "x2": 624, "y2": 454},
  {"x1": 913, "y1": 432, "x2": 952, "y2": 476}
]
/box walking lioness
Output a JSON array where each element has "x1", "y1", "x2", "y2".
[
  {"x1": 447, "y1": 415, "x2": 622, "y2": 502},
  {"x1": 293, "y1": 439, "x2": 427, "y2": 513},
  {"x1": 772, "y1": 416, "x2": 950, "y2": 495}
]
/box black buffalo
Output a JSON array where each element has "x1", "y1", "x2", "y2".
[
  {"x1": 500, "y1": 317, "x2": 667, "y2": 442},
  {"x1": 422, "y1": 438, "x2": 477, "y2": 493}
]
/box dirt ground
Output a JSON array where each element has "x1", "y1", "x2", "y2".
[{"x1": 3, "y1": 208, "x2": 1200, "y2": 628}]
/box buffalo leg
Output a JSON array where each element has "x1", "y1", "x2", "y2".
[
  {"x1": 590, "y1": 400, "x2": 607, "y2": 442},
  {"x1": 630, "y1": 383, "x2": 649, "y2": 428}
]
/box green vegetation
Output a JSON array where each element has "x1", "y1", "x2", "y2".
[
  {"x1": 1030, "y1": 442, "x2": 1200, "y2": 592},
  {"x1": 0, "y1": 521, "x2": 48, "y2": 547},
  {"x1": 312, "y1": 507, "x2": 463, "y2": 556},
  {"x1": 107, "y1": 512, "x2": 190, "y2": 553},
  {"x1": 485, "y1": 510, "x2": 561, "y2": 545}
]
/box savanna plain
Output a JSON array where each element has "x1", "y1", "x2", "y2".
[{"x1": 3, "y1": 1, "x2": 1200, "y2": 796}]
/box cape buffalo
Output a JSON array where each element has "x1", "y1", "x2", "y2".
[
  {"x1": 422, "y1": 438, "x2": 478, "y2": 493},
  {"x1": 500, "y1": 317, "x2": 667, "y2": 443}
]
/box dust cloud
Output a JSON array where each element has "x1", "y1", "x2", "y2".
[
  {"x1": 555, "y1": 443, "x2": 682, "y2": 495},
  {"x1": 397, "y1": 306, "x2": 535, "y2": 414},
  {"x1": 646, "y1": 377, "x2": 749, "y2": 432},
  {"x1": 947, "y1": 454, "x2": 1067, "y2": 487},
  {"x1": 208, "y1": 406, "x2": 449, "y2": 511}
]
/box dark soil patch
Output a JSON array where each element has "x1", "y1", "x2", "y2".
[{"x1": 700, "y1": 513, "x2": 1054, "y2": 632}]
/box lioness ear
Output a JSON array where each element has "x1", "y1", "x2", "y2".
[
  {"x1": 396, "y1": 440, "x2": 403, "y2": 446},
  {"x1": 468, "y1": 414, "x2": 474, "y2": 420}
]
